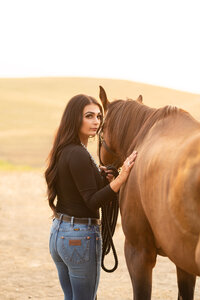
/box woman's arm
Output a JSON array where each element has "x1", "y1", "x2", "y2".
[
  {"x1": 68, "y1": 146, "x2": 117, "y2": 211},
  {"x1": 69, "y1": 146, "x2": 137, "y2": 210},
  {"x1": 110, "y1": 151, "x2": 137, "y2": 193}
]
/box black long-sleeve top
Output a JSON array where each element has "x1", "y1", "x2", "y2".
[{"x1": 55, "y1": 144, "x2": 117, "y2": 218}]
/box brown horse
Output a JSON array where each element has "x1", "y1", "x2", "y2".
[{"x1": 98, "y1": 86, "x2": 200, "y2": 300}]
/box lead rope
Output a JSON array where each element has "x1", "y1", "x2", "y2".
[
  {"x1": 96, "y1": 198, "x2": 119, "y2": 300},
  {"x1": 100, "y1": 166, "x2": 119, "y2": 272},
  {"x1": 101, "y1": 195, "x2": 119, "y2": 272}
]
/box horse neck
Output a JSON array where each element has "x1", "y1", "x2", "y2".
[
  {"x1": 112, "y1": 102, "x2": 155, "y2": 160},
  {"x1": 127, "y1": 105, "x2": 191, "y2": 156}
]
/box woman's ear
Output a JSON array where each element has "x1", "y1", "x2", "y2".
[{"x1": 99, "y1": 86, "x2": 110, "y2": 112}]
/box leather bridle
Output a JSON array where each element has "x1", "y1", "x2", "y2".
[{"x1": 98, "y1": 126, "x2": 120, "y2": 167}]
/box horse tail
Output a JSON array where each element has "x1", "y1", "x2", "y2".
[{"x1": 169, "y1": 132, "x2": 200, "y2": 236}]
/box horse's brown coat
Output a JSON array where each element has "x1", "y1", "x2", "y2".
[{"x1": 99, "y1": 86, "x2": 200, "y2": 300}]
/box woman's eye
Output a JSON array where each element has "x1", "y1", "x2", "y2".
[{"x1": 85, "y1": 114, "x2": 102, "y2": 120}]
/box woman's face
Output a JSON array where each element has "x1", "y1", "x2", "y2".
[{"x1": 79, "y1": 104, "x2": 102, "y2": 141}]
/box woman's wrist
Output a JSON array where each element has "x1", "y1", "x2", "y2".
[
  {"x1": 109, "y1": 174, "x2": 125, "y2": 193},
  {"x1": 109, "y1": 150, "x2": 138, "y2": 193}
]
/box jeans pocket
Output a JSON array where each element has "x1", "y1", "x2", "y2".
[{"x1": 59, "y1": 236, "x2": 90, "y2": 264}]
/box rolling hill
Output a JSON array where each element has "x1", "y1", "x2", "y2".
[{"x1": 0, "y1": 77, "x2": 199, "y2": 169}]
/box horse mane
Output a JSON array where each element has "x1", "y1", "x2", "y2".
[
  {"x1": 127, "y1": 104, "x2": 180, "y2": 156},
  {"x1": 106, "y1": 99, "x2": 180, "y2": 160}
]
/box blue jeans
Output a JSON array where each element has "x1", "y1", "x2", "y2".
[{"x1": 49, "y1": 215, "x2": 102, "y2": 300}]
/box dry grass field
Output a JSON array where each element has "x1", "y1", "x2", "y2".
[
  {"x1": 0, "y1": 77, "x2": 200, "y2": 299},
  {"x1": 0, "y1": 77, "x2": 200, "y2": 167}
]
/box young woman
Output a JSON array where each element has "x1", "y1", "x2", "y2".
[{"x1": 45, "y1": 94, "x2": 137, "y2": 300}]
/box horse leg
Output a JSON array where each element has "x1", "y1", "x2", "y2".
[
  {"x1": 124, "y1": 238, "x2": 156, "y2": 300},
  {"x1": 176, "y1": 266, "x2": 196, "y2": 300}
]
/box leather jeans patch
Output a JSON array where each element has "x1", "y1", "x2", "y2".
[{"x1": 69, "y1": 239, "x2": 82, "y2": 246}]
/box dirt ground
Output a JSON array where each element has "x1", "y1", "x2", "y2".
[{"x1": 0, "y1": 171, "x2": 199, "y2": 300}]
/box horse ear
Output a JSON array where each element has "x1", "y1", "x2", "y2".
[
  {"x1": 136, "y1": 95, "x2": 143, "y2": 103},
  {"x1": 99, "y1": 86, "x2": 110, "y2": 112}
]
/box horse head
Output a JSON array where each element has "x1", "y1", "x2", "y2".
[
  {"x1": 98, "y1": 86, "x2": 120, "y2": 167},
  {"x1": 98, "y1": 86, "x2": 143, "y2": 168}
]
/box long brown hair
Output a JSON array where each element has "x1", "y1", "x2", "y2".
[{"x1": 45, "y1": 94, "x2": 103, "y2": 214}]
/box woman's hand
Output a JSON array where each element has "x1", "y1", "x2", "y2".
[
  {"x1": 99, "y1": 166, "x2": 115, "y2": 183},
  {"x1": 109, "y1": 150, "x2": 138, "y2": 193},
  {"x1": 122, "y1": 150, "x2": 137, "y2": 171},
  {"x1": 119, "y1": 150, "x2": 137, "y2": 182}
]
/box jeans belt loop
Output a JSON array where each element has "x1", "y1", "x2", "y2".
[
  {"x1": 88, "y1": 218, "x2": 91, "y2": 227},
  {"x1": 59, "y1": 214, "x2": 63, "y2": 222},
  {"x1": 70, "y1": 216, "x2": 74, "y2": 227},
  {"x1": 57, "y1": 214, "x2": 63, "y2": 229}
]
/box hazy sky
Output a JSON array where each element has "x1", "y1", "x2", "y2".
[{"x1": 0, "y1": 0, "x2": 200, "y2": 93}]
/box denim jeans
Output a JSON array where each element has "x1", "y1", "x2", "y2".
[{"x1": 49, "y1": 215, "x2": 102, "y2": 300}]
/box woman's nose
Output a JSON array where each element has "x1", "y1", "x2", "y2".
[{"x1": 94, "y1": 117, "x2": 100, "y2": 124}]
